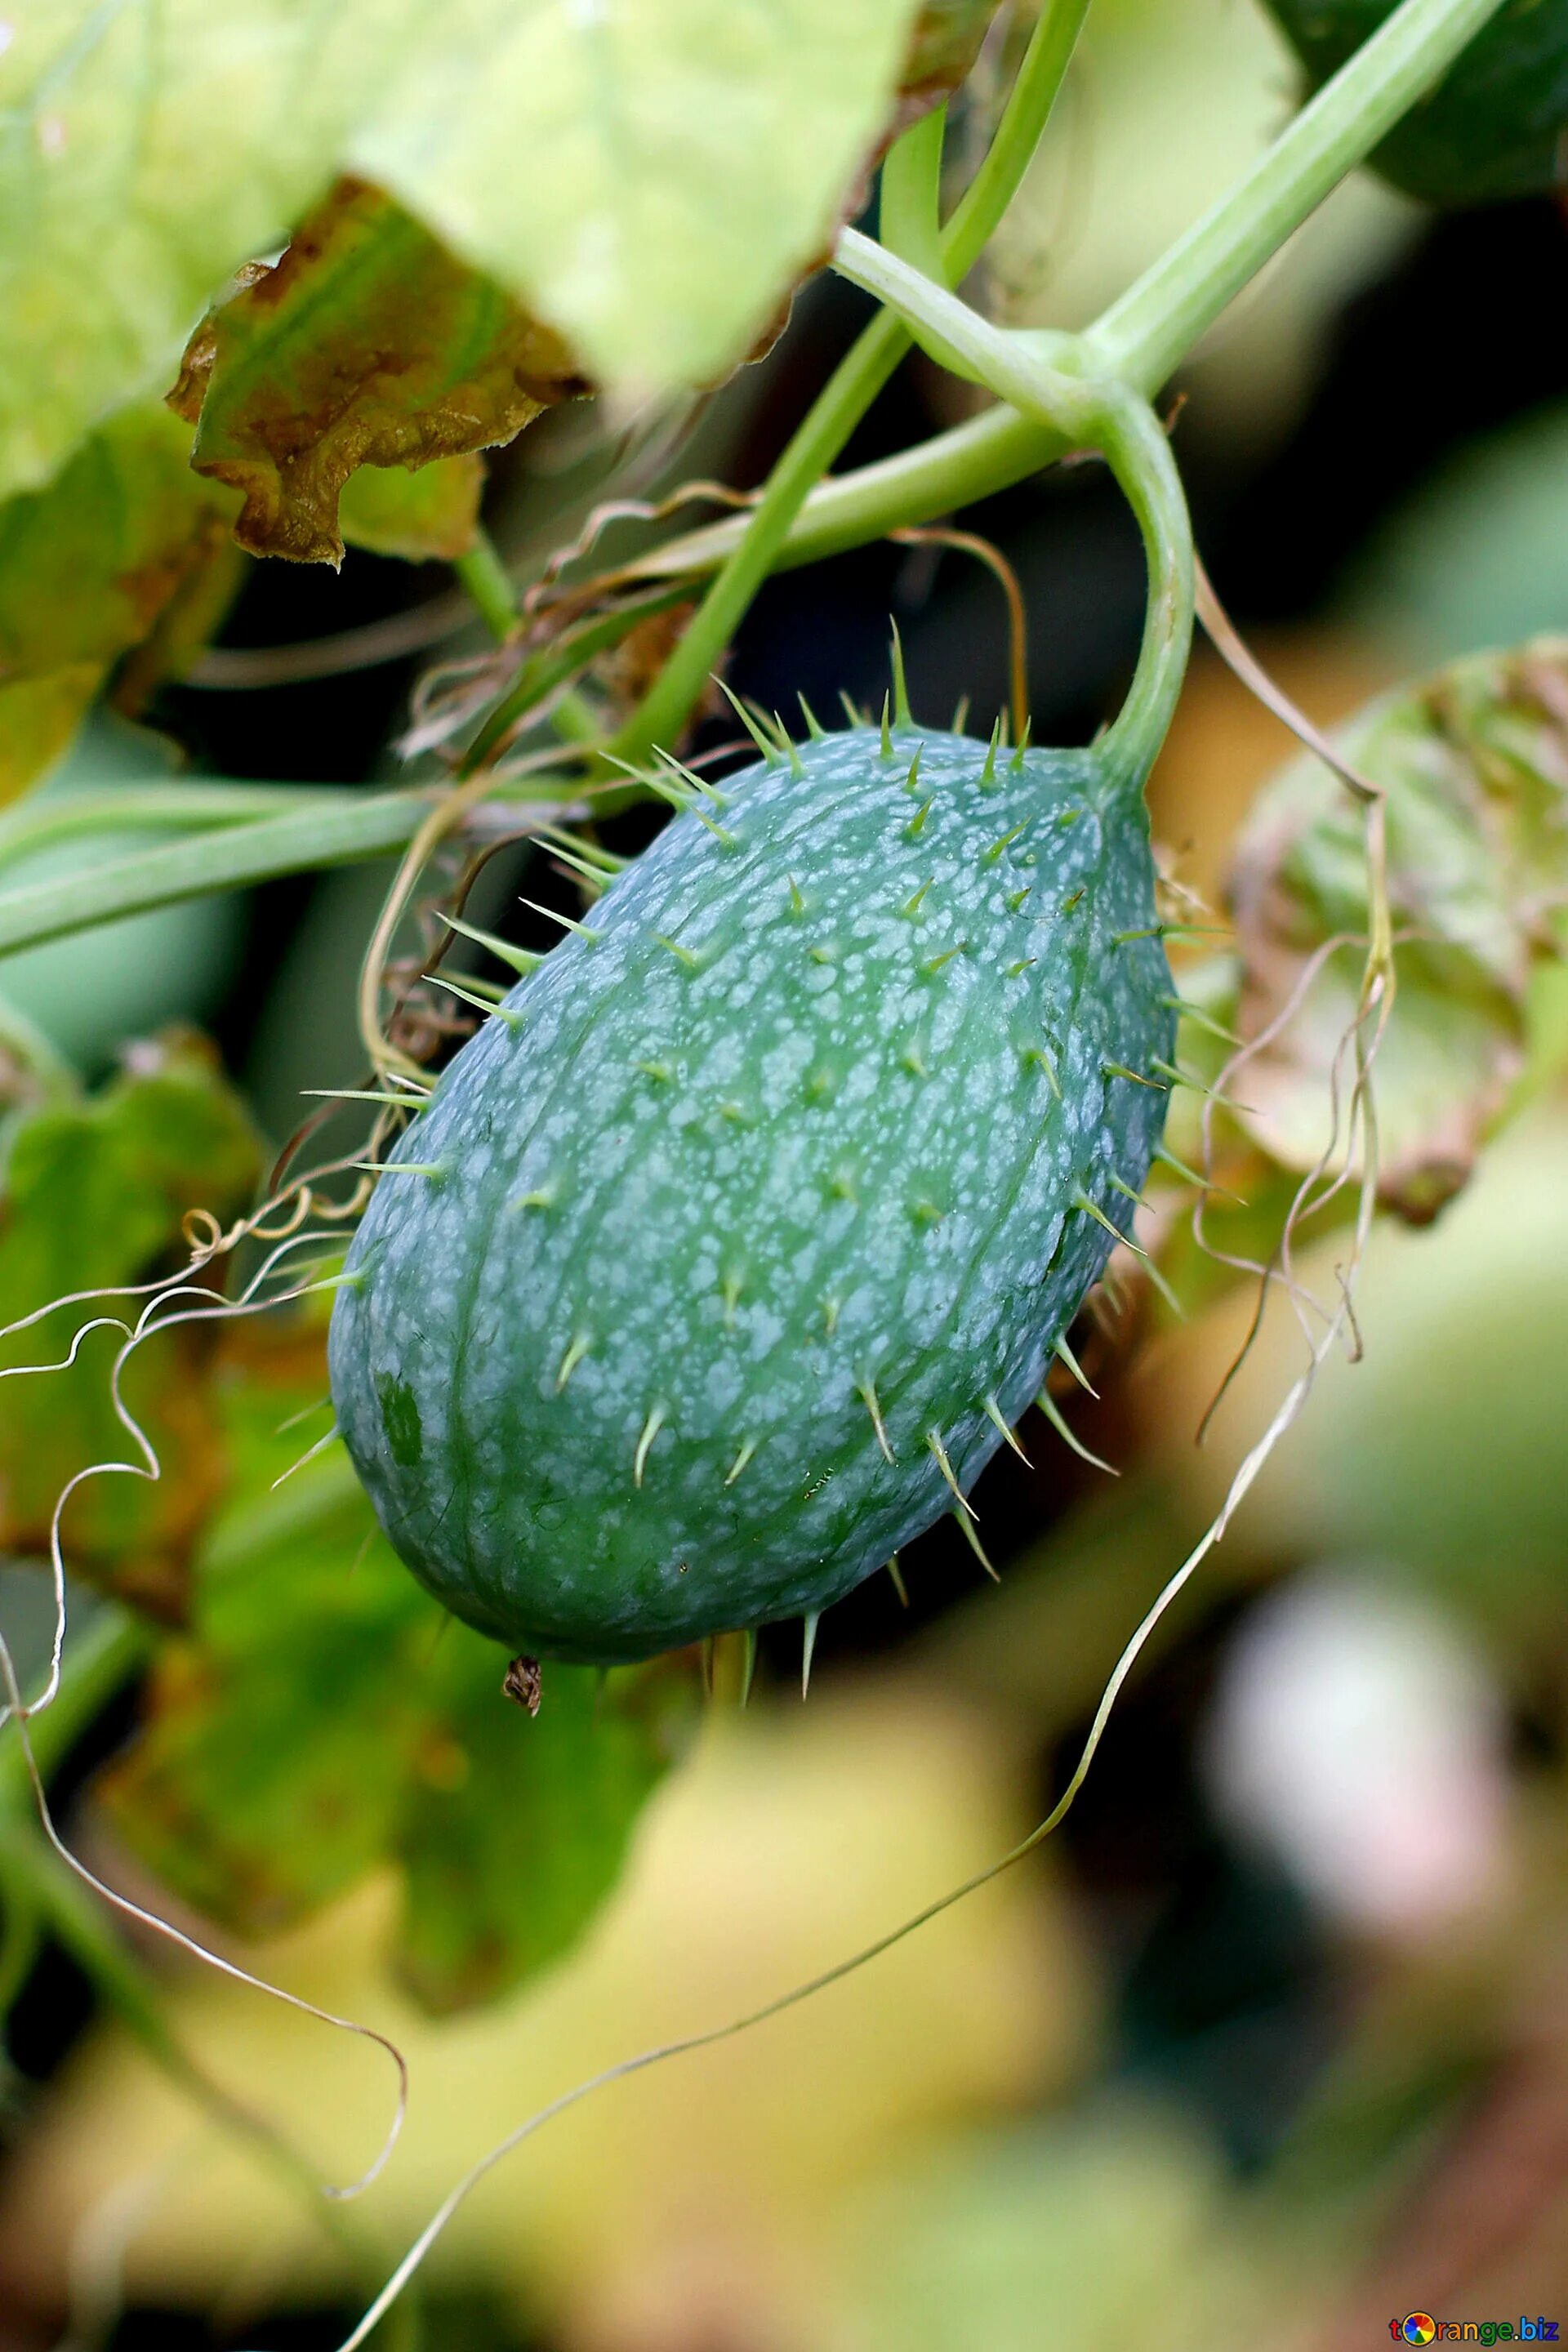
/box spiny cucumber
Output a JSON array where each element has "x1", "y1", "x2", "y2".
[{"x1": 329, "y1": 718, "x2": 1177, "y2": 1665}]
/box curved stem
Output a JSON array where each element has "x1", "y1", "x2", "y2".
[
  {"x1": 831, "y1": 232, "x2": 1192, "y2": 790},
  {"x1": 1091, "y1": 387, "x2": 1194, "y2": 789},
  {"x1": 0, "y1": 793, "x2": 437, "y2": 959},
  {"x1": 831, "y1": 228, "x2": 1089, "y2": 420},
  {"x1": 0, "y1": 784, "x2": 361, "y2": 874},
  {"x1": 940, "y1": 0, "x2": 1093, "y2": 283},
  {"x1": 0, "y1": 773, "x2": 573, "y2": 962},
  {"x1": 627, "y1": 401, "x2": 1053, "y2": 584}
]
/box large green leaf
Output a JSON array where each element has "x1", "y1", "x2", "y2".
[
  {"x1": 346, "y1": 0, "x2": 924, "y2": 393},
  {"x1": 396, "y1": 1629, "x2": 678, "y2": 2012},
  {"x1": 100, "y1": 1468, "x2": 432, "y2": 1931},
  {"x1": 0, "y1": 405, "x2": 240, "y2": 798},
  {"x1": 3, "y1": 0, "x2": 923, "y2": 505}
]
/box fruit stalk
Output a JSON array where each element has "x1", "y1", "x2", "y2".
[{"x1": 828, "y1": 233, "x2": 1194, "y2": 791}]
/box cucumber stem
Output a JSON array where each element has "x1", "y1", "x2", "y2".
[
  {"x1": 1090, "y1": 387, "x2": 1195, "y2": 793},
  {"x1": 453, "y1": 528, "x2": 519, "y2": 645},
  {"x1": 879, "y1": 102, "x2": 947, "y2": 282},
  {"x1": 829, "y1": 234, "x2": 1194, "y2": 795}
]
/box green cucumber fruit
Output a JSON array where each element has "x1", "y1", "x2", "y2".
[
  {"x1": 1265, "y1": 0, "x2": 1568, "y2": 206},
  {"x1": 329, "y1": 719, "x2": 1175, "y2": 1665}
]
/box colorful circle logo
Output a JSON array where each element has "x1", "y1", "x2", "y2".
[{"x1": 1401, "y1": 2320, "x2": 1437, "y2": 2347}]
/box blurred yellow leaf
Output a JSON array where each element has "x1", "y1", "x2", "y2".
[
  {"x1": 0, "y1": 408, "x2": 239, "y2": 799},
  {"x1": 1, "y1": 1685, "x2": 1088, "y2": 2346}
]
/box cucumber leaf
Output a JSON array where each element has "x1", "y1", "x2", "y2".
[
  {"x1": 396, "y1": 1632, "x2": 679, "y2": 2013},
  {"x1": 336, "y1": 457, "x2": 485, "y2": 566},
  {"x1": 100, "y1": 1464, "x2": 434, "y2": 1932},
  {"x1": 2, "y1": 0, "x2": 924, "y2": 505},
  {"x1": 0, "y1": 0, "x2": 412, "y2": 503},
  {"x1": 1226, "y1": 635, "x2": 1568, "y2": 1222},
  {"x1": 346, "y1": 0, "x2": 924, "y2": 394}
]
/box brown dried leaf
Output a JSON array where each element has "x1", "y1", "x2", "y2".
[
  {"x1": 593, "y1": 599, "x2": 700, "y2": 720},
  {"x1": 1227, "y1": 636, "x2": 1568, "y2": 1222},
  {"x1": 170, "y1": 178, "x2": 589, "y2": 566}
]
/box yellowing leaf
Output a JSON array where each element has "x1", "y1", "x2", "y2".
[
  {"x1": 0, "y1": 0, "x2": 414, "y2": 501},
  {"x1": 170, "y1": 180, "x2": 581, "y2": 564},
  {"x1": 0, "y1": 668, "x2": 102, "y2": 803},
  {"x1": 0, "y1": 405, "x2": 240, "y2": 798},
  {"x1": 336, "y1": 455, "x2": 484, "y2": 564},
  {"x1": 350, "y1": 0, "x2": 924, "y2": 390}
]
